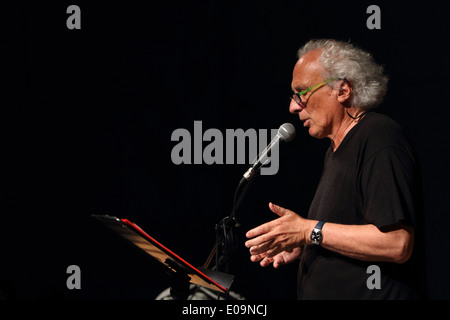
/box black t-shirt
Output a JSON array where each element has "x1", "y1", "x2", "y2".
[{"x1": 297, "y1": 112, "x2": 426, "y2": 300}]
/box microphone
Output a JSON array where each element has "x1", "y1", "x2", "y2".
[{"x1": 242, "y1": 123, "x2": 296, "y2": 181}]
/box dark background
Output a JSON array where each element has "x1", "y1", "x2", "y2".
[{"x1": 2, "y1": 0, "x2": 449, "y2": 300}]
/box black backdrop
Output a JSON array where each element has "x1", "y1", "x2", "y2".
[{"x1": 3, "y1": 0, "x2": 449, "y2": 300}]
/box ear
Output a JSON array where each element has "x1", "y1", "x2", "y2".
[{"x1": 336, "y1": 79, "x2": 352, "y2": 106}]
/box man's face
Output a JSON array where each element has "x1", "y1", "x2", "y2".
[{"x1": 289, "y1": 50, "x2": 340, "y2": 139}]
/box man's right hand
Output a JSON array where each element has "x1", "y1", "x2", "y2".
[{"x1": 250, "y1": 246, "x2": 303, "y2": 269}]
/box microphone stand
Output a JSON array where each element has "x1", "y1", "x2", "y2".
[
  {"x1": 201, "y1": 123, "x2": 295, "y2": 297},
  {"x1": 203, "y1": 175, "x2": 255, "y2": 276}
]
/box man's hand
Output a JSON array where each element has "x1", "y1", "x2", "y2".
[
  {"x1": 249, "y1": 246, "x2": 303, "y2": 268},
  {"x1": 245, "y1": 202, "x2": 315, "y2": 267}
]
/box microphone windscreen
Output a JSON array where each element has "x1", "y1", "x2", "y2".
[{"x1": 278, "y1": 123, "x2": 296, "y2": 142}]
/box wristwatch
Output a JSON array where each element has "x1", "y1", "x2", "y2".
[{"x1": 310, "y1": 221, "x2": 325, "y2": 245}]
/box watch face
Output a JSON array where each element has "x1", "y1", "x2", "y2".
[{"x1": 311, "y1": 229, "x2": 322, "y2": 243}]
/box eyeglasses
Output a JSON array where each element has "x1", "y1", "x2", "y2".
[{"x1": 291, "y1": 78, "x2": 336, "y2": 106}]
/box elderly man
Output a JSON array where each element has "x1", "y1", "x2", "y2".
[{"x1": 245, "y1": 39, "x2": 424, "y2": 299}]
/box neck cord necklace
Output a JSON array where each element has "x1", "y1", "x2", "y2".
[
  {"x1": 331, "y1": 110, "x2": 368, "y2": 150},
  {"x1": 346, "y1": 109, "x2": 369, "y2": 120},
  {"x1": 331, "y1": 118, "x2": 353, "y2": 149}
]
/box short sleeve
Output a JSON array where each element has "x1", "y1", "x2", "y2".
[{"x1": 360, "y1": 145, "x2": 420, "y2": 229}]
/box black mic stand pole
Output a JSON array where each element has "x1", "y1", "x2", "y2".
[{"x1": 203, "y1": 174, "x2": 256, "y2": 277}]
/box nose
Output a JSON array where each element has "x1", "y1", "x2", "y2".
[{"x1": 289, "y1": 98, "x2": 303, "y2": 114}]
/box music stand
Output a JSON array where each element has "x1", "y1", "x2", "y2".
[{"x1": 92, "y1": 215, "x2": 234, "y2": 300}]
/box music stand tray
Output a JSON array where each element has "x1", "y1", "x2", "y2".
[{"x1": 92, "y1": 215, "x2": 233, "y2": 295}]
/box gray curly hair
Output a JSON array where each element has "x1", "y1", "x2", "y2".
[{"x1": 297, "y1": 39, "x2": 388, "y2": 110}]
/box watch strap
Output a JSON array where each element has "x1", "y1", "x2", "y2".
[
  {"x1": 314, "y1": 221, "x2": 325, "y2": 230},
  {"x1": 310, "y1": 221, "x2": 325, "y2": 245}
]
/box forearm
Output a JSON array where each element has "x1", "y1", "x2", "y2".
[
  {"x1": 311, "y1": 221, "x2": 414, "y2": 264},
  {"x1": 245, "y1": 203, "x2": 414, "y2": 266}
]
